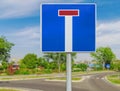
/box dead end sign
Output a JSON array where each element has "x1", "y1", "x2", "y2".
[{"x1": 41, "y1": 3, "x2": 96, "y2": 52}]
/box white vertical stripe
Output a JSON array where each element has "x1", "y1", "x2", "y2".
[{"x1": 65, "y1": 16, "x2": 73, "y2": 52}]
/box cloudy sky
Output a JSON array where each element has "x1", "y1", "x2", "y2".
[{"x1": 0, "y1": 0, "x2": 120, "y2": 61}]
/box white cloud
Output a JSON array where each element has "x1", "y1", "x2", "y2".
[
  {"x1": 97, "y1": 21, "x2": 120, "y2": 34},
  {"x1": 97, "y1": 33, "x2": 120, "y2": 46},
  {"x1": 97, "y1": 20, "x2": 120, "y2": 47},
  {"x1": 7, "y1": 26, "x2": 40, "y2": 47},
  {"x1": 12, "y1": 27, "x2": 40, "y2": 39},
  {"x1": 0, "y1": 0, "x2": 83, "y2": 19},
  {"x1": 0, "y1": 0, "x2": 40, "y2": 18},
  {"x1": 96, "y1": 20, "x2": 120, "y2": 59}
]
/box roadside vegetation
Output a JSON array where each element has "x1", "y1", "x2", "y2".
[
  {"x1": 107, "y1": 75, "x2": 120, "y2": 85},
  {"x1": 0, "y1": 88, "x2": 20, "y2": 91},
  {"x1": 47, "y1": 77, "x2": 81, "y2": 81},
  {"x1": 0, "y1": 75, "x2": 49, "y2": 81},
  {"x1": 0, "y1": 36, "x2": 120, "y2": 76}
]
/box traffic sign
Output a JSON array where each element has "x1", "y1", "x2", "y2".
[
  {"x1": 41, "y1": 3, "x2": 96, "y2": 52},
  {"x1": 106, "y1": 64, "x2": 110, "y2": 69},
  {"x1": 40, "y1": 3, "x2": 96, "y2": 91}
]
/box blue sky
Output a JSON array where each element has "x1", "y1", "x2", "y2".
[{"x1": 0, "y1": 0, "x2": 120, "y2": 61}]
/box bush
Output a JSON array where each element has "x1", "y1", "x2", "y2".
[
  {"x1": 118, "y1": 66, "x2": 120, "y2": 71},
  {"x1": 61, "y1": 63, "x2": 66, "y2": 71},
  {"x1": 14, "y1": 69, "x2": 30, "y2": 75},
  {"x1": 0, "y1": 66, "x2": 3, "y2": 71},
  {"x1": 74, "y1": 63, "x2": 88, "y2": 72},
  {"x1": 42, "y1": 69, "x2": 52, "y2": 74},
  {"x1": 73, "y1": 68, "x2": 81, "y2": 72}
]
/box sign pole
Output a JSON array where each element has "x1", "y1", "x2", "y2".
[{"x1": 66, "y1": 53, "x2": 72, "y2": 91}]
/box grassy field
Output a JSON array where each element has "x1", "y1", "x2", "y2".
[
  {"x1": 0, "y1": 75, "x2": 50, "y2": 81},
  {"x1": 107, "y1": 74, "x2": 120, "y2": 84},
  {"x1": 72, "y1": 70, "x2": 113, "y2": 75},
  {"x1": 0, "y1": 89, "x2": 19, "y2": 91}
]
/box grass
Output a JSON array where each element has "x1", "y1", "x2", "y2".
[
  {"x1": 72, "y1": 70, "x2": 113, "y2": 75},
  {"x1": 107, "y1": 74, "x2": 120, "y2": 84},
  {"x1": 47, "y1": 77, "x2": 81, "y2": 81},
  {"x1": 0, "y1": 89, "x2": 19, "y2": 91},
  {"x1": 0, "y1": 75, "x2": 50, "y2": 81}
]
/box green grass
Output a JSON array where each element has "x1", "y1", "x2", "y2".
[
  {"x1": 107, "y1": 74, "x2": 120, "y2": 84},
  {"x1": 1, "y1": 78, "x2": 12, "y2": 80},
  {"x1": 47, "y1": 77, "x2": 81, "y2": 81},
  {"x1": 72, "y1": 70, "x2": 113, "y2": 75},
  {"x1": 0, "y1": 89, "x2": 19, "y2": 91},
  {"x1": 0, "y1": 75, "x2": 50, "y2": 81},
  {"x1": 0, "y1": 76, "x2": 81, "y2": 81}
]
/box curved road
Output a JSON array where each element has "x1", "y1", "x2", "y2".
[{"x1": 0, "y1": 72, "x2": 120, "y2": 91}]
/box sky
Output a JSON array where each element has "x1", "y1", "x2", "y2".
[{"x1": 0, "y1": 0, "x2": 120, "y2": 61}]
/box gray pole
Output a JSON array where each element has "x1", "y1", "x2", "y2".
[{"x1": 66, "y1": 53, "x2": 72, "y2": 91}]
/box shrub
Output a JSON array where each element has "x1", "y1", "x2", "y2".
[
  {"x1": 42, "y1": 69, "x2": 52, "y2": 74},
  {"x1": 14, "y1": 69, "x2": 30, "y2": 75}
]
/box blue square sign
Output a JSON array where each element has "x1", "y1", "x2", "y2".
[{"x1": 41, "y1": 3, "x2": 96, "y2": 52}]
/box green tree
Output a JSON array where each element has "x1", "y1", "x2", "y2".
[
  {"x1": 1, "y1": 61, "x2": 8, "y2": 71},
  {"x1": 0, "y1": 36, "x2": 14, "y2": 62},
  {"x1": 44, "y1": 53, "x2": 76, "y2": 72},
  {"x1": 37, "y1": 57, "x2": 49, "y2": 69},
  {"x1": 21, "y1": 53, "x2": 37, "y2": 69},
  {"x1": 111, "y1": 60, "x2": 120, "y2": 71},
  {"x1": 49, "y1": 61, "x2": 58, "y2": 70},
  {"x1": 90, "y1": 47, "x2": 116, "y2": 69},
  {"x1": 73, "y1": 63, "x2": 88, "y2": 72}
]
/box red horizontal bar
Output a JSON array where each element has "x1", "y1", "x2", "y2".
[{"x1": 59, "y1": 10, "x2": 79, "y2": 16}]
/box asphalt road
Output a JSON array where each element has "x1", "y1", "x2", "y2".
[{"x1": 0, "y1": 72, "x2": 120, "y2": 91}]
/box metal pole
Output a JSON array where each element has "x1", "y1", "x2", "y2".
[{"x1": 66, "y1": 53, "x2": 72, "y2": 91}]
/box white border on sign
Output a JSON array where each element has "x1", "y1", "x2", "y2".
[
  {"x1": 40, "y1": 3, "x2": 97, "y2": 53},
  {"x1": 40, "y1": 4, "x2": 42, "y2": 53}
]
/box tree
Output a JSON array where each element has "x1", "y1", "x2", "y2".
[
  {"x1": 49, "y1": 61, "x2": 58, "y2": 70},
  {"x1": 111, "y1": 60, "x2": 120, "y2": 71},
  {"x1": 44, "y1": 53, "x2": 61, "y2": 72},
  {"x1": 21, "y1": 53, "x2": 37, "y2": 69},
  {"x1": 0, "y1": 36, "x2": 14, "y2": 62},
  {"x1": 1, "y1": 61, "x2": 8, "y2": 71},
  {"x1": 37, "y1": 57, "x2": 49, "y2": 69},
  {"x1": 90, "y1": 47, "x2": 116, "y2": 69},
  {"x1": 73, "y1": 63, "x2": 88, "y2": 72},
  {"x1": 44, "y1": 53, "x2": 77, "y2": 72}
]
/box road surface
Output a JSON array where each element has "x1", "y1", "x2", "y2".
[{"x1": 0, "y1": 72, "x2": 120, "y2": 91}]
